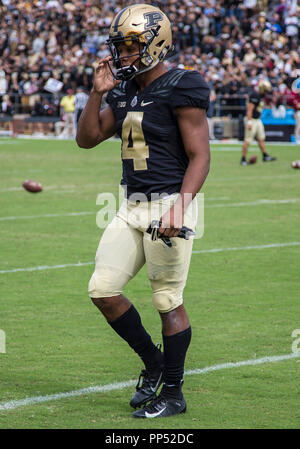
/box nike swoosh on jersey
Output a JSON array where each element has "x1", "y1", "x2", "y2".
[
  {"x1": 145, "y1": 407, "x2": 166, "y2": 418},
  {"x1": 141, "y1": 100, "x2": 154, "y2": 106}
]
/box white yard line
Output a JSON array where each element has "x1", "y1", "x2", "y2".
[
  {"x1": 205, "y1": 197, "x2": 230, "y2": 201},
  {"x1": 0, "y1": 261, "x2": 94, "y2": 274},
  {"x1": 1, "y1": 242, "x2": 299, "y2": 274},
  {"x1": 212, "y1": 174, "x2": 298, "y2": 182},
  {"x1": 192, "y1": 242, "x2": 300, "y2": 254},
  {"x1": 0, "y1": 187, "x2": 23, "y2": 192},
  {"x1": 0, "y1": 185, "x2": 76, "y2": 192},
  {"x1": 0, "y1": 197, "x2": 299, "y2": 222},
  {"x1": 210, "y1": 146, "x2": 251, "y2": 151},
  {"x1": 0, "y1": 211, "x2": 95, "y2": 221},
  {"x1": 207, "y1": 198, "x2": 300, "y2": 208},
  {"x1": 0, "y1": 184, "x2": 116, "y2": 192},
  {"x1": 0, "y1": 352, "x2": 299, "y2": 412}
]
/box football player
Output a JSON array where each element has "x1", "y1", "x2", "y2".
[
  {"x1": 76, "y1": 4, "x2": 210, "y2": 418},
  {"x1": 240, "y1": 79, "x2": 277, "y2": 165}
]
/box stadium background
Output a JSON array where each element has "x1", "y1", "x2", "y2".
[{"x1": 0, "y1": 0, "x2": 300, "y2": 140}]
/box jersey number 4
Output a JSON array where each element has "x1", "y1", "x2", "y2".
[{"x1": 121, "y1": 111, "x2": 149, "y2": 170}]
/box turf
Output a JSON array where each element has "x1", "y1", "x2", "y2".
[{"x1": 0, "y1": 138, "x2": 300, "y2": 429}]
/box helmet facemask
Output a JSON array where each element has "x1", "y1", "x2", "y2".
[{"x1": 106, "y1": 26, "x2": 163, "y2": 81}]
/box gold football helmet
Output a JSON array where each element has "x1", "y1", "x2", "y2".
[
  {"x1": 106, "y1": 4, "x2": 172, "y2": 81},
  {"x1": 258, "y1": 79, "x2": 272, "y2": 94}
]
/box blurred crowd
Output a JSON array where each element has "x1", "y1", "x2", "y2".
[{"x1": 0, "y1": 0, "x2": 300, "y2": 119}]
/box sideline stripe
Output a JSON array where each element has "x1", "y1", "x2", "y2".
[
  {"x1": 1, "y1": 242, "x2": 299, "y2": 274},
  {"x1": 0, "y1": 352, "x2": 299, "y2": 412}
]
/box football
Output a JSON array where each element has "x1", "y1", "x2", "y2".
[
  {"x1": 22, "y1": 179, "x2": 43, "y2": 193},
  {"x1": 291, "y1": 160, "x2": 300, "y2": 169},
  {"x1": 248, "y1": 155, "x2": 257, "y2": 164}
]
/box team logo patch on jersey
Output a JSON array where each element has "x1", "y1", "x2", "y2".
[
  {"x1": 131, "y1": 96, "x2": 138, "y2": 107},
  {"x1": 117, "y1": 101, "x2": 127, "y2": 108}
]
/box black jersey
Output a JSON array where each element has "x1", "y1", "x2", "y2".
[
  {"x1": 106, "y1": 68, "x2": 210, "y2": 200},
  {"x1": 248, "y1": 90, "x2": 264, "y2": 119}
]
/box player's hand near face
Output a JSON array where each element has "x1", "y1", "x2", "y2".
[
  {"x1": 92, "y1": 57, "x2": 121, "y2": 94},
  {"x1": 76, "y1": 57, "x2": 118, "y2": 148}
]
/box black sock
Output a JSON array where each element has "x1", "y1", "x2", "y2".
[
  {"x1": 161, "y1": 327, "x2": 192, "y2": 399},
  {"x1": 108, "y1": 305, "x2": 160, "y2": 372},
  {"x1": 241, "y1": 156, "x2": 246, "y2": 161}
]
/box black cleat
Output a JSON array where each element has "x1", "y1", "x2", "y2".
[
  {"x1": 263, "y1": 154, "x2": 276, "y2": 162},
  {"x1": 132, "y1": 393, "x2": 186, "y2": 418},
  {"x1": 130, "y1": 349, "x2": 164, "y2": 409}
]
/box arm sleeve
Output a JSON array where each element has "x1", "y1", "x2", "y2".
[{"x1": 170, "y1": 71, "x2": 210, "y2": 111}]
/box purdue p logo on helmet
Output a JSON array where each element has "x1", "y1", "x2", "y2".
[
  {"x1": 258, "y1": 79, "x2": 272, "y2": 94},
  {"x1": 107, "y1": 4, "x2": 172, "y2": 80},
  {"x1": 144, "y1": 11, "x2": 164, "y2": 28}
]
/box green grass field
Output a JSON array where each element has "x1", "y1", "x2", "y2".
[{"x1": 0, "y1": 138, "x2": 300, "y2": 429}]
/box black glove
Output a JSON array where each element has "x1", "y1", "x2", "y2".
[{"x1": 146, "y1": 220, "x2": 195, "y2": 248}]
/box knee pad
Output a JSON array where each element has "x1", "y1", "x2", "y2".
[
  {"x1": 88, "y1": 266, "x2": 124, "y2": 298},
  {"x1": 152, "y1": 290, "x2": 183, "y2": 313}
]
